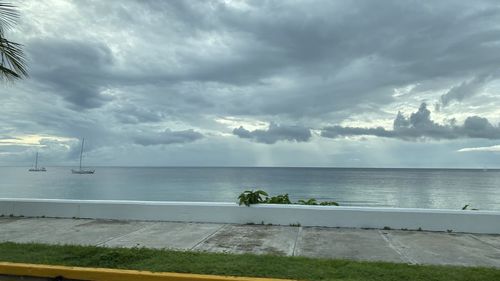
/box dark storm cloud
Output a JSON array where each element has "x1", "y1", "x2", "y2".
[
  {"x1": 27, "y1": 39, "x2": 114, "y2": 109},
  {"x1": 321, "y1": 103, "x2": 500, "y2": 141},
  {"x1": 440, "y1": 75, "x2": 492, "y2": 106},
  {"x1": 45, "y1": 0, "x2": 500, "y2": 117},
  {"x1": 17, "y1": 0, "x2": 500, "y2": 119},
  {"x1": 198, "y1": 0, "x2": 500, "y2": 116},
  {"x1": 4, "y1": 0, "x2": 500, "y2": 167},
  {"x1": 233, "y1": 122, "x2": 311, "y2": 144},
  {"x1": 133, "y1": 129, "x2": 204, "y2": 146},
  {"x1": 113, "y1": 103, "x2": 165, "y2": 124}
]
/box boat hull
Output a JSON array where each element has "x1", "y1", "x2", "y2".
[
  {"x1": 28, "y1": 168, "x2": 46, "y2": 172},
  {"x1": 71, "y1": 169, "x2": 95, "y2": 174}
]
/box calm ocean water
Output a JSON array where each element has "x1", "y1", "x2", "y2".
[{"x1": 0, "y1": 167, "x2": 499, "y2": 211}]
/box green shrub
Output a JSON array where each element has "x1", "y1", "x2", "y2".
[
  {"x1": 319, "y1": 201, "x2": 339, "y2": 206},
  {"x1": 298, "y1": 198, "x2": 318, "y2": 205},
  {"x1": 238, "y1": 189, "x2": 339, "y2": 207},
  {"x1": 265, "y1": 193, "x2": 291, "y2": 204},
  {"x1": 238, "y1": 190, "x2": 268, "y2": 206}
]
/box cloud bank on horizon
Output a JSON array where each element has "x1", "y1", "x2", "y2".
[
  {"x1": 321, "y1": 103, "x2": 500, "y2": 141},
  {"x1": 1, "y1": 0, "x2": 500, "y2": 167},
  {"x1": 233, "y1": 123, "x2": 312, "y2": 144}
]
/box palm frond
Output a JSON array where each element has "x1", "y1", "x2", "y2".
[
  {"x1": 0, "y1": 1, "x2": 27, "y2": 81},
  {"x1": 0, "y1": 36, "x2": 28, "y2": 80},
  {"x1": 0, "y1": 2, "x2": 19, "y2": 34},
  {"x1": 0, "y1": 64, "x2": 19, "y2": 78}
]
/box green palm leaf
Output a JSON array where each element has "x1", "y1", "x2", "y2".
[
  {"x1": 0, "y1": 1, "x2": 28, "y2": 81},
  {"x1": 0, "y1": 2, "x2": 18, "y2": 33}
]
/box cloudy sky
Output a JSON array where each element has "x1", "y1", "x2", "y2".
[{"x1": 1, "y1": 0, "x2": 500, "y2": 168}]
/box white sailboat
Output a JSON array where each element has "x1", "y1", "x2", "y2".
[
  {"x1": 71, "y1": 138, "x2": 95, "y2": 174},
  {"x1": 28, "y1": 152, "x2": 46, "y2": 172}
]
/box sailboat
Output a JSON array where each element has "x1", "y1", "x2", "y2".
[
  {"x1": 28, "y1": 152, "x2": 46, "y2": 172},
  {"x1": 71, "y1": 138, "x2": 95, "y2": 174}
]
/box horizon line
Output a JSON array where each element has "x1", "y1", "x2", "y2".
[{"x1": 1, "y1": 165, "x2": 499, "y2": 170}]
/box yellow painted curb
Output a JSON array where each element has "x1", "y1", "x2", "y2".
[{"x1": 0, "y1": 262, "x2": 295, "y2": 281}]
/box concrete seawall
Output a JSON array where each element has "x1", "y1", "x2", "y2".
[{"x1": 1, "y1": 198, "x2": 499, "y2": 234}]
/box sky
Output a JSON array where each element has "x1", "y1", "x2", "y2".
[{"x1": 1, "y1": 0, "x2": 500, "y2": 168}]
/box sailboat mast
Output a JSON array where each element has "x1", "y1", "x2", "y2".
[
  {"x1": 79, "y1": 138, "x2": 84, "y2": 170},
  {"x1": 35, "y1": 152, "x2": 38, "y2": 169}
]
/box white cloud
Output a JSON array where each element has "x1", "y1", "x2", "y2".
[{"x1": 458, "y1": 145, "x2": 500, "y2": 152}]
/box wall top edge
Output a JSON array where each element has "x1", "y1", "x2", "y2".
[{"x1": 1, "y1": 198, "x2": 499, "y2": 215}]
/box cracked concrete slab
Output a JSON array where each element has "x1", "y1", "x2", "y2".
[
  {"x1": 103, "y1": 222, "x2": 224, "y2": 250},
  {"x1": 5, "y1": 219, "x2": 150, "y2": 245},
  {"x1": 0, "y1": 218, "x2": 89, "y2": 243},
  {"x1": 294, "y1": 227, "x2": 405, "y2": 262},
  {"x1": 382, "y1": 230, "x2": 500, "y2": 267},
  {"x1": 194, "y1": 224, "x2": 298, "y2": 255},
  {"x1": 53, "y1": 220, "x2": 151, "y2": 246},
  {"x1": 0, "y1": 217, "x2": 19, "y2": 225},
  {"x1": 469, "y1": 234, "x2": 500, "y2": 251}
]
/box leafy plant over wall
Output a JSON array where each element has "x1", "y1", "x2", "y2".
[
  {"x1": 265, "y1": 194, "x2": 291, "y2": 204},
  {"x1": 298, "y1": 198, "x2": 318, "y2": 205},
  {"x1": 238, "y1": 189, "x2": 340, "y2": 207},
  {"x1": 319, "y1": 201, "x2": 339, "y2": 206},
  {"x1": 238, "y1": 190, "x2": 268, "y2": 206},
  {"x1": 298, "y1": 198, "x2": 339, "y2": 206}
]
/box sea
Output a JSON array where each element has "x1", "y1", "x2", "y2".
[{"x1": 1, "y1": 167, "x2": 499, "y2": 211}]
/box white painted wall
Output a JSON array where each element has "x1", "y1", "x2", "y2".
[{"x1": 1, "y1": 198, "x2": 499, "y2": 234}]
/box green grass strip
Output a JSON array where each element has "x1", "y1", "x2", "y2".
[{"x1": 0, "y1": 242, "x2": 499, "y2": 281}]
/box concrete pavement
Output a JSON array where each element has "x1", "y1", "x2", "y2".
[{"x1": 1, "y1": 217, "x2": 499, "y2": 268}]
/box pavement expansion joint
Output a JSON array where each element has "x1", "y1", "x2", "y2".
[
  {"x1": 96, "y1": 221, "x2": 160, "y2": 247},
  {"x1": 466, "y1": 234, "x2": 500, "y2": 251},
  {"x1": 378, "y1": 230, "x2": 418, "y2": 265},
  {"x1": 291, "y1": 226, "x2": 302, "y2": 256},
  {"x1": 190, "y1": 224, "x2": 228, "y2": 250}
]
